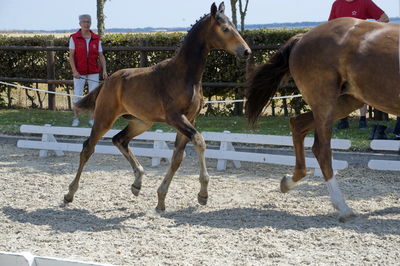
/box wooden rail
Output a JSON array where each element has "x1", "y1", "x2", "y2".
[
  {"x1": 0, "y1": 44, "x2": 279, "y2": 51},
  {"x1": 0, "y1": 43, "x2": 280, "y2": 111}
]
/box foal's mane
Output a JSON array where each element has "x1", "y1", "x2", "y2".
[
  {"x1": 187, "y1": 14, "x2": 210, "y2": 36},
  {"x1": 175, "y1": 13, "x2": 210, "y2": 53}
]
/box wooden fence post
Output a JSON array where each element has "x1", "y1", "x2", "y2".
[
  {"x1": 282, "y1": 98, "x2": 289, "y2": 117},
  {"x1": 46, "y1": 40, "x2": 55, "y2": 110},
  {"x1": 245, "y1": 38, "x2": 255, "y2": 79},
  {"x1": 271, "y1": 100, "x2": 276, "y2": 116},
  {"x1": 139, "y1": 39, "x2": 148, "y2": 67}
]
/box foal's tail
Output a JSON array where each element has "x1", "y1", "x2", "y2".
[
  {"x1": 245, "y1": 34, "x2": 303, "y2": 126},
  {"x1": 73, "y1": 83, "x2": 103, "y2": 114}
]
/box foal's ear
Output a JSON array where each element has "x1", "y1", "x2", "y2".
[
  {"x1": 218, "y1": 2, "x2": 225, "y2": 14},
  {"x1": 211, "y1": 2, "x2": 217, "y2": 17}
]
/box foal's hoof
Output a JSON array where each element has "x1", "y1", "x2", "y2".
[
  {"x1": 131, "y1": 184, "x2": 141, "y2": 196},
  {"x1": 280, "y1": 176, "x2": 290, "y2": 193},
  {"x1": 339, "y1": 213, "x2": 357, "y2": 223},
  {"x1": 197, "y1": 194, "x2": 208, "y2": 205},
  {"x1": 63, "y1": 194, "x2": 73, "y2": 203},
  {"x1": 155, "y1": 205, "x2": 165, "y2": 213}
]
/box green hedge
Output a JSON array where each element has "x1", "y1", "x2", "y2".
[{"x1": 0, "y1": 28, "x2": 309, "y2": 114}]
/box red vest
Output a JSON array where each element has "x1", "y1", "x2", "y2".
[{"x1": 71, "y1": 30, "x2": 101, "y2": 75}]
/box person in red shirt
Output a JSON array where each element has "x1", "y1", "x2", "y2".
[
  {"x1": 329, "y1": 0, "x2": 389, "y2": 22},
  {"x1": 329, "y1": 0, "x2": 389, "y2": 130},
  {"x1": 69, "y1": 14, "x2": 108, "y2": 127}
]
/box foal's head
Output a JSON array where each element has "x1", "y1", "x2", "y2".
[{"x1": 207, "y1": 2, "x2": 251, "y2": 59}]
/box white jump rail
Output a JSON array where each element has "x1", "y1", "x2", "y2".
[
  {"x1": 368, "y1": 140, "x2": 400, "y2": 171},
  {"x1": 17, "y1": 125, "x2": 351, "y2": 175},
  {"x1": 17, "y1": 124, "x2": 177, "y2": 167},
  {"x1": 202, "y1": 131, "x2": 350, "y2": 176},
  {"x1": 0, "y1": 251, "x2": 112, "y2": 266}
]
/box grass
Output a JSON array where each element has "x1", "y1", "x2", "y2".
[{"x1": 1, "y1": 108, "x2": 398, "y2": 151}]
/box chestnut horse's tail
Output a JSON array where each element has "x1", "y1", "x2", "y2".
[
  {"x1": 245, "y1": 34, "x2": 303, "y2": 126},
  {"x1": 73, "y1": 83, "x2": 103, "y2": 114}
]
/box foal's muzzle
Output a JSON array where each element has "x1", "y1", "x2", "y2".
[{"x1": 235, "y1": 45, "x2": 252, "y2": 60}]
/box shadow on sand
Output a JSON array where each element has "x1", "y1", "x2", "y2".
[
  {"x1": 163, "y1": 205, "x2": 400, "y2": 235},
  {"x1": 3, "y1": 204, "x2": 400, "y2": 235}
]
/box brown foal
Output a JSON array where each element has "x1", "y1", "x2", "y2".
[
  {"x1": 64, "y1": 2, "x2": 250, "y2": 212},
  {"x1": 246, "y1": 18, "x2": 400, "y2": 222}
]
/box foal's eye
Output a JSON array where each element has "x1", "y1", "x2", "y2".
[{"x1": 222, "y1": 27, "x2": 229, "y2": 33}]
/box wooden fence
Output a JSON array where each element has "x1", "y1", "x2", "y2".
[
  {"x1": 0, "y1": 42, "x2": 281, "y2": 111},
  {"x1": 0, "y1": 42, "x2": 387, "y2": 119}
]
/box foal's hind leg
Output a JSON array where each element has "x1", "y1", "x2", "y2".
[
  {"x1": 112, "y1": 118, "x2": 153, "y2": 196},
  {"x1": 64, "y1": 113, "x2": 118, "y2": 203},
  {"x1": 156, "y1": 132, "x2": 190, "y2": 212}
]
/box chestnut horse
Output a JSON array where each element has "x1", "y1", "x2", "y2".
[
  {"x1": 64, "y1": 2, "x2": 251, "y2": 211},
  {"x1": 246, "y1": 17, "x2": 400, "y2": 222}
]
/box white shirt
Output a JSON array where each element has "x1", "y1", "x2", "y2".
[{"x1": 69, "y1": 37, "x2": 103, "y2": 53}]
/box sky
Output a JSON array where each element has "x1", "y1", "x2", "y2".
[{"x1": 0, "y1": 0, "x2": 399, "y2": 31}]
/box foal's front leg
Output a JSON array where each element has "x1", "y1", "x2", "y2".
[
  {"x1": 156, "y1": 132, "x2": 190, "y2": 212},
  {"x1": 156, "y1": 113, "x2": 209, "y2": 212}
]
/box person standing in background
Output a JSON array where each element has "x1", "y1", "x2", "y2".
[
  {"x1": 328, "y1": 0, "x2": 389, "y2": 130},
  {"x1": 69, "y1": 14, "x2": 108, "y2": 127},
  {"x1": 393, "y1": 117, "x2": 400, "y2": 140}
]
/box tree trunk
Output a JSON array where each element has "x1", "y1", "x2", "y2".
[
  {"x1": 238, "y1": 0, "x2": 249, "y2": 32},
  {"x1": 230, "y1": 0, "x2": 238, "y2": 29},
  {"x1": 25, "y1": 89, "x2": 37, "y2": 108},
  {"x1": 97, "y1": 0, "x2": 106, "y2": 36},
  {"x1": 35, "y1": 83, "x2": 43, "y2": 109}
]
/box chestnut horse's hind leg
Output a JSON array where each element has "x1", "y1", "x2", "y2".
[
  {"x1": 281, "y1": 112, "x2": 315, "y2": 193},
  {"x1": 156, "y1": 132, "x2": 190, "y2": 212},
  {"x1": 64, "y1": 111, "x2": 118, "y2": 203},
  {"x1": 281, "y1": 95, "x2": 364, "y2": 193},
  {"x1": 312, "y1": 107, "x2": 355, "y2": 222},
  {"x1": 311, "y1": 95, "x2": 364, "y2": 221},
  {"x1": 112, "y1": 118, "x2": 153, "y2": 196},
  {"x1": 281, "y1": 94, "x2": 364, "y2": 221}
]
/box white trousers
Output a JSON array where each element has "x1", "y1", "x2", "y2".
[{"x1": 73, "y1": 74, "x2": 100, "y2": 103}]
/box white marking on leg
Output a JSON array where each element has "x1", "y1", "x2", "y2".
[
  {"x1": 285, "y1": 175, "x2": 297, "y2": 190},
  {"x1": 326, "y1": 176, "x2": 353, "y2": 217}
]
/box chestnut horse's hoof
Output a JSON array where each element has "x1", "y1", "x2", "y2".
[
  {"x1": 63, "y1": 194, "x2": 73, "y2": 203},
  {"x1": 131, "y1": 184, "x2": 141, "y2": 196},
  {"x1": 339, "y1": 212, "x2": 357, "y2": 223},
  {"x1": 280, "y1": 176, "x2": 290, "y2": 193},
  {"x1": 198, "y1": 194, "x2": 208, "y2": 205}
]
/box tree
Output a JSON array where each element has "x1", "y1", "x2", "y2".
[
  {"x1": 97, "y1": 0, "x2": 107, "y2": 36},
  {"x1": 229, "y1": 0, "x2": 250, "y2": 115},
  {"x1": 230, "y1": 0, "x2": 238, "y2": 28},
  {"x1": 230, "y1": 0, "x2": 250, "y2": 32},
  {"x1": 238, "y1": 0, "x2": 249, "y2": 32}
]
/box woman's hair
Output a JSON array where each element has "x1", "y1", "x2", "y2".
[{"x1": 79, "y1": 14, "x2": 91, "y2": 22}]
